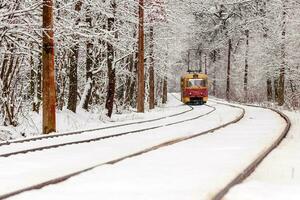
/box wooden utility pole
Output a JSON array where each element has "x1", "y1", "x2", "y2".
[
  {"x1": 137, "y1": 0, "x2": 145, "y2": 112},
  {"x1": 149, "y1": 26, "x2": 155, "y2": 109},
  {"x1": 42, "y1": 0, "x2": 56, "y2": 134}
]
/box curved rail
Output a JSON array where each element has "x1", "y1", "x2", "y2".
[
  {"x1": 0, "y1": 100, "x2": 216, "y2": 157},
  {"x1": 0, "y1": 101, "x2": 245, "y2": 200},
  {"x1": 0, "y1": 101, "x2": 193, "y2": 147},
  {"x1": 210, "y1": 100, "x2": 291, "y2": 200}
]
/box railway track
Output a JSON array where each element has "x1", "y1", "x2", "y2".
[
  {"x1": 0, "y1": 100, "x2": 245, "y2": 200},
  {"x1": 0, "y1": 96, "x2": 193, "y2": 147},
  {"x1": 0, "y1": 95, "x2": 216, "y2": 157},
  {"x1": 210, "y1": 100, "x2": 291, "y2": 200}
]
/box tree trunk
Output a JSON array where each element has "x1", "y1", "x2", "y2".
[
  {"x1": 226, "y1": 39, "x2": 232, "y2": 100},
  {"x1": 278, "y1": 0, "x2": 286, "y2": 106},
  {"x1": 129, "y1": 53, "x2": 138, "y2": 107},
  {"x1": 267, "y1": 75, "x2": 273, "y2": 101},
  {"x1": 137, "y1": 0, "x2": 145, "y2": 112},
  {"x1": 105, "y1": 68, "x2": 116, "y2": 117},
  {"x1": 67, "y1": 1, "x2": 82, "y2": 112},
  {"x1": 34, "y1": 52, "x2": 42, "y2": 113},
  {"x1": 274, "y1": 79, "x2": 279, "y2": 101},
  {"x1": 125, "y1": 54, "x2": 134, "y2": 105},
  {"x1": 244, "y1": 29, "x2": 249, "y2": 102},
  {"x1": 211, "y1": 50, "x2": 217, "y2": 96},
  {"x1": 67, "y1": 49, "x2": 78, "y2": 112},
  {"x1": 57, "y1": 51, "x2": 66, "y2": 111},
  {"x1": 82, "y1": 12, "x2": 94, "y2": 111},
  {"x1": 199, "y1": 50, "x2": 202, "y2": 73},
  {"x1": 105, "y1": 0, "x2": 117, "y2": 117},
  {"x1": 162, "y1": 76, "x2": 167, "y2": 104},
  {"x1": 149, "y1": 26, "x2": 155, "y2": 109},
  {"x1": 204, "y1": 54, "x2": 207, "y2": 74},
  {"x1": 29, "y1": 45, "x2": 36, "y2": 111},
  {"x1": 42, "y1": 0, "x2": 56, "y2": 134}
]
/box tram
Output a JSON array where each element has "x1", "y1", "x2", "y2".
[{"x1": 181, "y1": 73, "x2": 208, "y2": 105}]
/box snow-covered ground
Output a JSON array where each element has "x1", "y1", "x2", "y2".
[
  {"x1": 224, "y1": 110, "x2": 300, "y2": 200},
  {"x1": 0, "y1": 94, "x2": 189, "y2": 140},
  {"x1": 0, "y1": 95, "x2": 242, "y2": 198},
  {"x1": 3, "y1": 100, "x2": 288, "y2": 200}
]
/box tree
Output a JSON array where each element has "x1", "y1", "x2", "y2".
[
  {"x1": 105, "y1": 0, "x2": 117, "y2": 118},
  {"x1": 67, "y1": 1, "x2": 83, "y2": 113},
  {"x1": 277, "y1": 0, "x2": 286, "y2": 106},
  {"x1": 81, "y1": 7, "x2": 94, "y2": 111},
  {"x1": 243, "y1": 29, "x2": 249, "y2": 101},
  {"x1": 137, "y1": 0, "x2": 145, "y2": 113},
  {"x1": 42, "y1": 0, "x2": 56, "y2": 134},
  {"x1": 148, "y1": 26, "x2": 155, "y2": 109},
  {"x1": 226, "y1": 38, "x2": 232, "y2": 101}
]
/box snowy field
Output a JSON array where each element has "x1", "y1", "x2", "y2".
[{"x1": 2, "y1": 97, "x2": 290, "y2": 200}]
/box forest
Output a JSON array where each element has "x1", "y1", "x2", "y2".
[{"x1": 0, "y1": 0, "x2": 299, "y2": 136}]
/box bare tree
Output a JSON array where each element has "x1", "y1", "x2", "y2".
[
  {"x1": 149, "y1": 26, "x2": 155, "y2": 109},
  {"x1": 81, "y1": 8, "x2": 94, "y2": 111},
  {"x1": 67, "y1": 1, "x2": 83, "y2": 113},
  {"x1": 226, "y1": 38, "x2": 232, "y2": 101},
  {"x1": 277, "y1": 0, "x2": 286, "y2": 106},
  {"x1": 243, "y1": 29, "x2": 249, "y2": 101},
  {"x1": 105, "y1": 0, "x2": 117, "y2": 117}
]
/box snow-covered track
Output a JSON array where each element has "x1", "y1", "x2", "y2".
[
  {"x1": 0, "y1": 101, "x2": 245, "y2": 200},
  {"x1": 211, "y1": 102, "x2": 291, "y2": 200},
  {"x1": 0, "y1": 103, "x2": 216, "y2": 158},
  {"x1": 0, "y1": 100, "x2": 192, "y2": 147}
]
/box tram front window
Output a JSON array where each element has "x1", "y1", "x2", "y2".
[{"x1": 188, "y1": 79, "x2": 206, "y2": 87}]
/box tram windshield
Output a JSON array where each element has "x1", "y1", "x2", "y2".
[{"x1": 188, "y1": 79, "x2": 206, "y2": 87}]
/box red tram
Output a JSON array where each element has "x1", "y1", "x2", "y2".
[{"x1": 180, "y1": 73, "x2": 208, "y2": 105}]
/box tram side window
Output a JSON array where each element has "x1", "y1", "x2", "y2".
[{"x1": 188, "y1": 79, "x2": 206, "y2": 87}]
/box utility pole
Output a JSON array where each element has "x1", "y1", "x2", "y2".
[
  {"x1": 137, "y1": 0, "x2": 145, "y2": 113},
  {"x1": 42, "y1": 0, "x2": 56, "y2": 134}
]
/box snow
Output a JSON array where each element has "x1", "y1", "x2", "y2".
[
  {"x1": 0, "y1": 95, "x2": 242, "y2": 198},
  {"x1": 0, "y1": 94, "x2": 190, "y2": 140},
  {"x1": 3, "y1": 99, "x2": 287, "y2": 200},
  {"x1": 224, "y1": 110, "x2": 300, "y2": 200}
]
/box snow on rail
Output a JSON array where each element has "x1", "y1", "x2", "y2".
[
  {"x1": 4, "y1": 101, "x2": 288, "y2": 200},
  {"x1": 0, "y1": 101, "x2": 242, "y2": 199}
]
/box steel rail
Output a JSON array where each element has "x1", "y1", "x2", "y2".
[
  {"x1": 0, "y1": 100, "x2": 216, "y2": 158},
  {"x1": 210, "y1": 100, "x2": 291, "y2": 200},
  {"x1": 0, "y1": 101, "x2": 245, "y2": 200},
  {"x1": 0, "y1": 95, "x2": 192, "y2": 147}
]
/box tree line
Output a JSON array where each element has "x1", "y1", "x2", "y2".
[
  {"x1": 184, "y1": 0, "x2": 300, "y2": 108},
  {"x1": 0, "y1": 0, "x2": 169, "y2": 134}
]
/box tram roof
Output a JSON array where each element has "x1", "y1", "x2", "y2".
[{"x1": 181, "y1": 73, "x2": 208, "y2": 79}]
